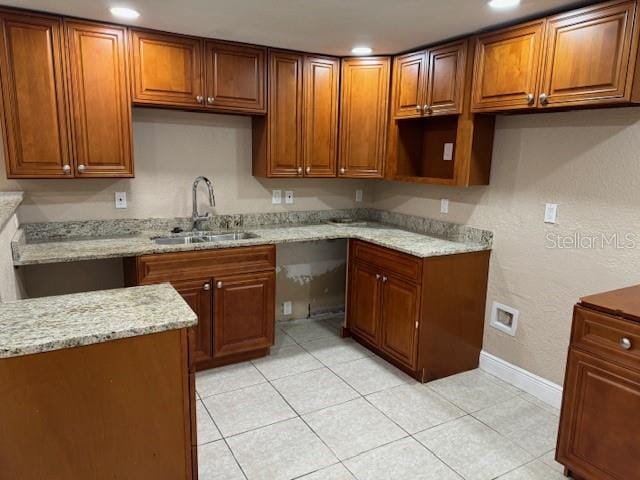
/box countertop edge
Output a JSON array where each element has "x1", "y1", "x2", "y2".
[{"x1": 0, "y1": 192, "x2": 23, "y2": 232}]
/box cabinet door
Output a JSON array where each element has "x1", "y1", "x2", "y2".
[
  {"x1": 379, "y1": 275, "x2": 420, "y2": 369},
  {"x1": 303, "y1": 55, "x2": 339, "y2": 177},
  {"x1": 347, "y1": 260, "x2": 382, "y2": 345},
  {"x1": 0, "y1": 12, "x2": 72, "y2": 178},
  {"x1": 129, "y1": 29, "x2": 204, "y2": 108},
  {"x1": 267, "y1": 50, "x2": 303, "y2": 177},
  {"x1": 213, "y1": 271, "x2": 275, "y2": 359},
  {"x1": 557, "y1": 349, "x2": 640, "y2": 480},
  {"x1": 338, "y1": 57, "x2": 390, "y2": 178},
  {"x1": 427, "y1": 41, "x2": 467, "y2": 116},
  {"x1": 204, "y1": 41, "x2": 266, "y2": 113},
  {"x1": 173, "y1": 278, "x2": 214, "y2": 369},
  {"x1": 65, "y1": 20, "x2": 132, "y2": 177},
  {"x1": 472, "y1": 21, "x2": 545, "y2": 111},
  {"x1": 391, "y1": 51, "x2": 427, "y2": 119},
  {"x1": 539, "y1": 0, "x2": 638, "y2": 108}
]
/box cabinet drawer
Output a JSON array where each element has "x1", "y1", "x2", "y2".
[
  {"x1": 572, "y1": 305, "x2": 640, "y2": 372},
  {"x1": 351, "y1": 240, "x2": 422, "y2": 283},
  {"x1": 134, "y1": 245, "x2": 275, "y2": 284}
]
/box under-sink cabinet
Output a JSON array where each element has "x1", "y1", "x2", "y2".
[
  {"x1": 124, "y1": 245, "x2": 276, "y2": 371},
  {"x1": 346, "y1": 240, "x2": 491, "y2": 381}
]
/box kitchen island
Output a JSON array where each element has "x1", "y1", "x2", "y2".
[{"x1": 0, "y1": 283, "x2": 198, "y2": 480}]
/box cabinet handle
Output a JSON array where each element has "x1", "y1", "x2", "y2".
[
  {"x1": 526, "y1": 93, "x2": 534, "y2": 105},
  {"x1": 620, "y1": 337, "x2": 632, "y2": 350},
  {"x1": 207, "y1": 96, "x2": 215, "y2": 104},
  {"x1": 416, "y1": 105, "x2": 423, "y2": 113},
  {"x1": 77, "y1": 164, "x2": 86, "y2": 173},
  {"x1": 539, "y1": 93, "x2": 549, "y2": 105},
  {"x1": 340, "y1": 167, "x2": 345, "y2": 174},
  {"x1": 203, "y1": 283, "x2": 211, "y2": 291},
  {"x1": 62, "y1": 164, "x2": 71, "y2": 174},
  {"x1": 196, "y1": 95, "x2": 204, "y2": 104},
  {"x1": 216, "y1": 281, "x2": 223, "y2": 289},
  {"x1": 297, "y1": 166, "x2": 303, "y2": 175},
  {"x1": 423, "y1": 104, "x2": 432, "y2": 114},
  {"x1": 375, "y1": 273, "x2": 381, "y2": 280},
  {"x1": 306, "y1": 166, "x2": 311, "y2": 174},
  {"x1": 382, "y1": 276, "x2": 388, "y2": 283}
]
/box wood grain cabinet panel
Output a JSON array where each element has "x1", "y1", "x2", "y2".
[
  {"x1": 392, "y1": 51, "x2": 427, "y2": 119},
  {"x1": 539, "y1": 0, "x2": 639, "y2": 108},
  {"x1": 213, "y1": 271, "x2": 275, "y2": 359},
  {"x1": 205, "y1": 41, "x2": 266, "y2": 113},
  {"x1": 472, "y1": 20, "x2": 545, "y2": 111},
  {"x1": 347, "y1": 260, "x2": 382, "y2": 345},
  {"x1": 129, "y1": 29, "x2": 204, "y2": 108},
  {"x1": 427, "y1": 41, "x2": 467, "y2": 115},
  {"x1": 338, "y1": 57, "x2": 390, "y2": 178},
  {"x1": 0, "y1": 11, "x2": 72, "y2": 178},
  {"x1": 65, "y1": 20, "x2": 132, "y2": 177},
  {"x1": 303, "y1": 55, "x2": 339, "y2": 177},
  {"x1": 174, "y1": 278, "x2": 214, "y2": 368},
  {"x1": 379, "y1": 275, "x2": 419, "y2": 369}
]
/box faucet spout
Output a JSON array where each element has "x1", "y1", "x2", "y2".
[{"x1": 192, "y1": 176, "x2": 216, "y2": 231}]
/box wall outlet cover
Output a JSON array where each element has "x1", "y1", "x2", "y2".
[
  {"x1": 282, "y1": 301, "x2": 292, "y2": 316},
  {"x1": 544, "y1": 203, "x2": 558, "y2": 224},
  {"x1": 272, "y1": 190, "x2": 282, "y2": 205},
  {"x1": 115, "y1": 192, "x2": 127, "y2": 209},
  {"x1": 285, "y1": 191, "x2": 294, "y2": 204},
  {"x1": 355, "y1": 189, "x2": 363, "y2": 202},
  {"x1": 443, "y1": 143, "x2": 454, "y2": 161},
  {"x1": 440, "y1": 199, "x2": 449, "y2": 214},
  {"x1": 490, "y1": 301, "x2": 519, "y2": 336}
]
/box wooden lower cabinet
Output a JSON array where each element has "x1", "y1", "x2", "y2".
[
  {"x1": 557, "y1": 286, "x2": 640, "y2": 480},
  {"x1": 346, "y1": 240, "x2": 490, "y2": 381},
  {"x1": 123, "y1": 245, "x2": 276, "y2": 371}
]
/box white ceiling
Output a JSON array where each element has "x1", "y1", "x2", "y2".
[{"x1": 3, "y1": 0, "x2": 587, "y2": 55}]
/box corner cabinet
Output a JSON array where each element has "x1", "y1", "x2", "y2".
[
  {"x1": 338, "y1": 57, "x2": 390, "y2": 178},
  {"x1": 346, "y1": 240, "x2": 490, "y2": 381},
  {"x1": 252, "y1": 50, "x2": 339, "y2": 178},
  {"x1": 124, "y1": 245, "x2": 276, "y2": 371}
]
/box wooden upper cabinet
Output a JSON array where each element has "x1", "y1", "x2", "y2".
[
  {"x1": 338, "y1": 57, "x2": 390, "y2": 178},
  {"x1": 65, "y1": 20, "x2": 132, "y2": 177},
  {"x1": 303, "y1": 55, "x2": 339, "y2": 177},
  {"x1": 392, "y1": 51, "x2": 427, "y2": 119},
  {"x1": 539, "y1": 0, "x2": 639, "y2": 108},
  {"x1": 472, "y1": 20, "x2": 545, "y2": 111},
  {"x1": 204, "y1": 41, "x2": 266, "y2": 113},
  {"x1": 265, "y1": 51, "x2": 303, "y2": 177},
  {"x1": 0, "y1": 11, "x2": 72, "y2": 178},
  {"x1": 129, "y1": 29, "x2": 204, "y2": 108},
  {"x1": 427, "y1": 41, "x2": 467, "y2": 115}
]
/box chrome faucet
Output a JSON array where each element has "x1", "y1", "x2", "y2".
[{"x1": 192, "y1": 176, "x2": 216, "y2": 231}]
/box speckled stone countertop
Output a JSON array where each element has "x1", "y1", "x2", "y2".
[
  {"x1": 12, "y1": 209, "x2": 493, "y2": 265},
  {"x1": 0, "y1": 284, "x2": 197, "y2": 358},
  {"x1": 0, "y1": 192, "x2": 22, "y2": 231}
]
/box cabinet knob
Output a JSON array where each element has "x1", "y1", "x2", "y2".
[
  {"x1": 297, "y1": 166, "x2": 303, "y2": 175},
  {"x1": 77, "y1": 164, "x2": 86, "y2": 173},
  {"x1": 423, "y1": 104, "x2": 431, "y2": 114},
  {"x1": 207, "y1": 96, "x2": 215, "y2": 104},
  {"x1": 375, "y1": 273, "x2": 381, "y2": 280},
  {"x1": 620, "y1": 337, "x2": 632, "y2": 350},
  {"x1": 340, "y1": 167, "x2": 345, "y2": 174},
  {"x1": 539, "y1": 93, "x2": 549, "y2": 105},
  {"x1": 216, "y1": 281, "x2": 223, "y2": 289},
  {"x1": 196, "y1": 95, "x2": 204, "y2": 104},
  {"x1": 416, "y1": 105, "x2": 423, "y2": 113},
  {"x1": 526, "y1": 93, "x2": 534, "y2": 105},
  {"x1": 203, "y1": 283, "x2": 211, "y2": 291},
  {"x1": 306, "y1": 166, "x2": 311, "y2": 173},
  {"x1": 62, "y1": 164, "x2": 71, "y2": 174},
  {"x1": 382, "y1": 276, "x2": 388, "y2": 283}
]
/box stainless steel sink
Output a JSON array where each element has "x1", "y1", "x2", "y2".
[{"x1": 152, "y1": 231, "x2": 259, "y2": 245}]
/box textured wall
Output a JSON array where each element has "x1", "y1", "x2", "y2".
[{"x1": 373, "y1": 107, "x2": 640, "y2": 385}]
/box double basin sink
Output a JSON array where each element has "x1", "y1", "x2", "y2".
[{"x1": 152, "y1": 231, "x2": 259, "y2": 245}]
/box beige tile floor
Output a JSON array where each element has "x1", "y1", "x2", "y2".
[{"x1": 195, "y1": 317, "x2": 566, "y2": 480}]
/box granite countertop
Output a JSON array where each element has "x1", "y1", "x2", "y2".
[
  {"x1": 0, "y1": 191, "x2": 23, "y2": 231},
  {"x1": 12, "y1": 222, "x2": 491, "y2": 265},
  {"x1": 0, "y1": 284, "x2": 197, "y2": 358}
]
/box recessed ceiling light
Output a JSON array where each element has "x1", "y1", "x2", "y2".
[
  {"x1": 351, "y1": 46, "x2": 373, "y2": 55},
  {"x1": 110, "y1": 6, "x2": 140, "y2": 19},
  {"x1": 488, "y1": 0, "x2": 520, "y2": 9}
]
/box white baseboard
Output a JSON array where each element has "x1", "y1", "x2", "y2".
[{"x1": 479, "y1": 350, "x2": 563, "y2": 410}]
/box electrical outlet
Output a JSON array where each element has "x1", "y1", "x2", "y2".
[
  {"x1": 115, "y1": 192, "x2": 127, "y2": 209},
  {"x1": 440, "y1": 199, "x2": 449, "y2": 214},
  {"x1": 282, "y1": 301, "x2": 292, "y2": 316},
  {"x1": 443, "y1": 143, "x2": 454, "y2": 161},
  {"x1": 272, "y1": 190, "x2": 282, "y2": 205},
  {"x1": 285, "y1": 191, "x2": 294, "y2": 204},
  {"x1": 355, "y1": 189, "x2": 363, "y2": 202},
  {"x1": 544, "y1": 203, "x2": 558, "y2": 223}
]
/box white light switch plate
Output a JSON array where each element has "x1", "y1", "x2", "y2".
[
  {"x1": 282, "y1": 301, "x2": 292, "y2": 316},
  {"x1": 355, "y1": 190, "x2": 363, "y2": 202},
  {"x1": 544, "y1": 203, "x2": 558, "y2": 223},
  {"x1": 285, "y1": 191, "x2": 294, "y2": 204},
  {"x1": 115, "y1": 192, "x2": 127, "y2": 209},
  {"x1": 441, "y1": 199, "x2": 449, "y2": 214},
  {"x1": 443, "y1": 143, "x2": 454, "y2": 161},
  {"x1": 272, "y1": 190, "x2": 282, "y2": 204}
]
